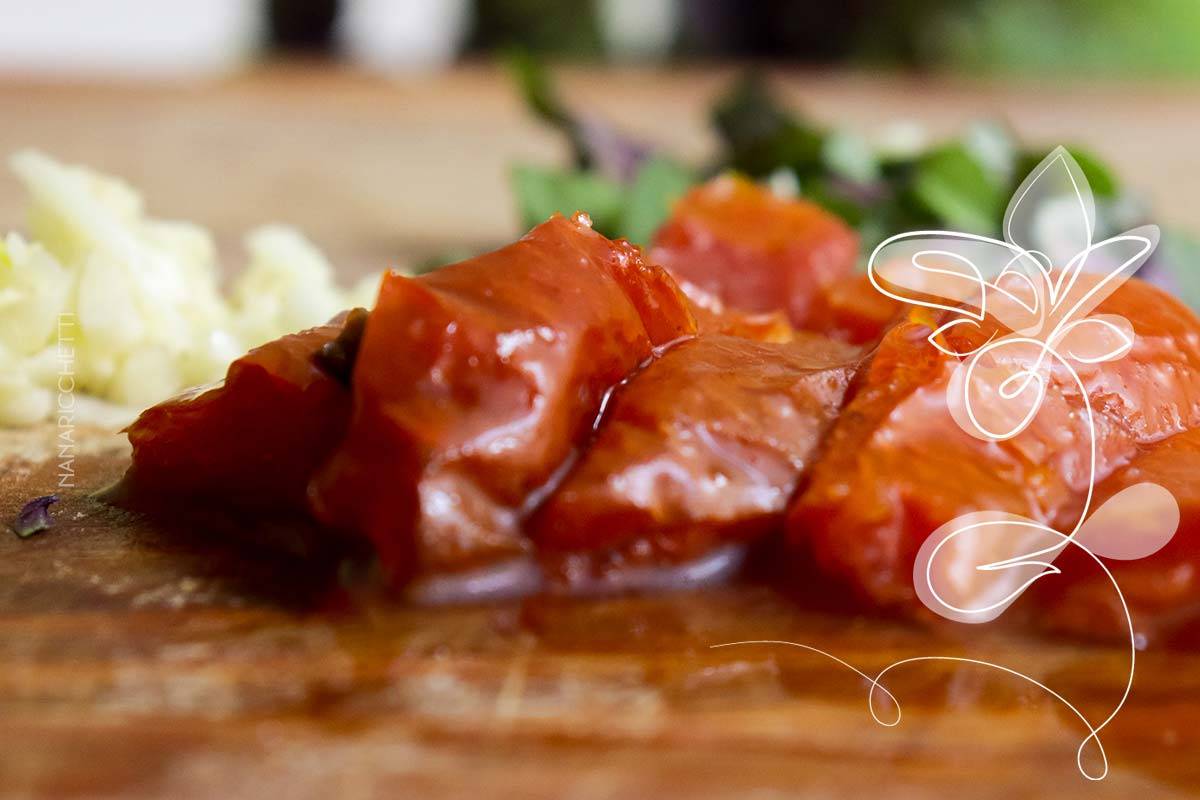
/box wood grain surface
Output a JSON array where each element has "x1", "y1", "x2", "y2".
[
  {"x1": 2, "y1": 424, "x2": 1199, "y2": 798},
  {"x1": 1, "y1": 62, "x2": 1197, "y2": 274},
  {"x1": 3, "y1": 64, "x2": 1200, "y2": 799}
]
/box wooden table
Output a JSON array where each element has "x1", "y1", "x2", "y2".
[
  {"x1": 2, "y1": 64, "x2": 1199, "y2": 799},
  {"x1": 3, "y1": 426, "x2": 1199, "y2": 798},
  {"x1": 1, "y1": 62, "x2": 1197, "y2": 272}
]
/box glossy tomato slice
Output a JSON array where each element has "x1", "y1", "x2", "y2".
[
  {"x1": 1035, "y1": 426, "x2": 1200, "y2": 646},
  {"x1": 120, "y1": 312, "x2": 359, "y2": 515},
  {"x1": 650, "y1": 175, "x2": 858, "y2": 330},
  {"x1": 808, "y1": 273, "x2": 904, "y2": 345},
  {"x1": 532, "y1": 332, "x2": 860, "y2": 587},
  {"x1": 309, "y1": 214, "x2": 696, "y2": 583},
  {"x1": 677, "y1": 277, "x2": 795, "y2": 343},
  {"x1": 788, "y1": 277, "x2": 1200, "y2": 617}
]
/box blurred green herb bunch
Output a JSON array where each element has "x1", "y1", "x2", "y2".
[{"x1": 507, "y1": 54, "x2": 1199, "y2": 305}]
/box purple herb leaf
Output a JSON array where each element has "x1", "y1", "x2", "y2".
[
  {"x1": 577, "y1": 116, "x2": 656, "y2": 184},
  {"x1": 11, "y1": 494, "x2": 59, "y2": 539},
  {"x1": 507, "y1": 50, "x2": 655, "y2": 184}
]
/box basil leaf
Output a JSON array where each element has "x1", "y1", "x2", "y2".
[
  {"x1": 506, "y1": 50, "x2": 582, "y2": 163},
  {"x1": 507, "y1": 50, "x2": 653, "y2": 182},
  {"x1": 618, "y1": 157, "x2": 695, "y2": 246},
  {"x1": 911, "y1": 144, "x2": 1007, "y2": 235},
  {"x1": 1014, "y1": 146, "x2": 1120, "y2": 200},
  {"x1": 510, "y1": 164, "x2": 626, "y2": 236},
  {"x1": 712, "y1": 73, "x2": 825, "y2": 178},
  {"x1": 1066, "y1": 147, "x2": 1119, "y2": 198}
]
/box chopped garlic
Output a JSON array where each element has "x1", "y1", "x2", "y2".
[
  {"x1": 0, "y1": 232, "x2": 71, "y2": 357},
  {"x1": 0, "y1": 345, "x2": 53, "y2": 427},
  {"x1": 0, "y1": 151, "x2": 382, "y2": 428},
  {"x1": 232, "y1": 224, "x2": 348, "y2": 349}
]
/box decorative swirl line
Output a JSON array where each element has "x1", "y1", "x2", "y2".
[
  {"x1": 711, "y1": 335, "x2": 1133, "y2": 779},
  {"x1": 714, "y1": 505, "x2": 1136, "y2": 780},
  {"x1": 712, "y1": 544, "x2": 1133, "y2": 783},
  {"x1": 711, "y1": 148, "x2": 1173, "y2": 781}
]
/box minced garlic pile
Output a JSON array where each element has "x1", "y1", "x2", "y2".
[{"x1": 0, "y1": 151, "x2": 380, "y2": 428}]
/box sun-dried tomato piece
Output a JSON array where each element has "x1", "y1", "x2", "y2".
[
  {"x1": 1035, "y1": 427, "x2": 1200, "y2": 646},
  {"x1": 533, "y1": 333, "x2": 859, "y2": 586},
  {"x1": 309, "y1": 214, "x2": 696, "y2": 582},
  {"x1": 808, "y1": 273, "x2": 905, "y2": 345},
  {"x1": 676, "y1": 278, "x2": 795, "y2": 343},
  {"x1": 788, "y1": 278, "x2": 1200, "y2": 616},
  {"x1": 650, "y1": 175, "x2": 858, "y2": 330},
  {"x1": 120, "y1": 314, "x2": 356, "y2": 514}
]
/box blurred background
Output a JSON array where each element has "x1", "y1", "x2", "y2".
[{"x1": 0, "y1": 0, "x2": 1197, "y2": 277}]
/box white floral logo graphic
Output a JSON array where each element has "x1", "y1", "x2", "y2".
[
  {"x1": 716, "y1": 148, "x2": 1179, "y2": 781},
  {"x1": 869, "y1": 146, "x2": 1177, "y2": 627}
]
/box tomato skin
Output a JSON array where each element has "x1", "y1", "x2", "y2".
[
  {"x1": 308, "y1": 214, "x2": 696, "y2": 583},
  {"x1": 788, "y1": 278, "x2": 1200, "y2": 618},
  {"x1": 1035, "y1": 427, "x2": 1200, "y2": 646},
  {"x1": 808, "y1": 273, "x2": 905, "y2": 345},
  {"x1": 650, "y1": 175, "x2": 858, "y2": 330},
  {"x1": 532, "y1": 333, "x2": 859, "y2": 577},
  {"x1": 121, "y1": 318, "x2": 352, "y2": 515},
  {"x1": 676, "y1": 277, "x2": 795, "y2": 343}
]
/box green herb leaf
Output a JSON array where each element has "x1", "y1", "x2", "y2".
[
  {"x1": 505, "y1": 49, "x2": 584, "y2": 163},
  {"x1": 510, "y1": 164, "x2": 626, "y2": 236},
  {"x1": 507, "y1": 62, "x2": 1181, "y2": 292},
  {"x1": 1014, "y1": 146, "x2": 1120, "y2": 200},
  {"x1": 1065, "y1": 147, "x2": 1119, "y2": 198},
  {"x1": 618, "y1": 156, "x2": 695, "y2": 246},
  {"x1": 800, "y1": 176, "x2": 869, "y2": 226},
  {"x1": 712, "y1": 73, "x2": 825, "y2": 178},
  {"x1": 506, "y1": 50, "x2": 653, "y2": 182},
  {"x1": 911, "y1": 143, "x2": 1007, "y2": 235}
]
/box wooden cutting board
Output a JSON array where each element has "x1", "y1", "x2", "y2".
[
  {"x1": 4, "y1": 63, "x2": 1200, "y2": 799},
  {"x1": 1, "y1": 425, "x2": 1198, "y2": 799}
]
